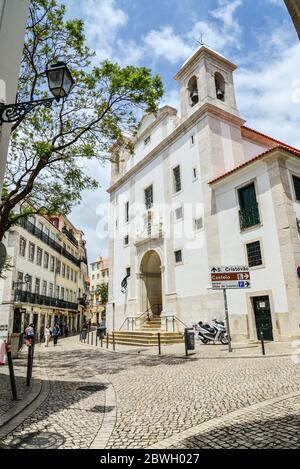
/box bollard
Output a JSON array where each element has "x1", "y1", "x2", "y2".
[
  {"x1": 91, "y1": 331, "x2": 93, "y2": 346},
  {"x1": 6, "y1": 343, "x2": 18, "y2": 400},
  {"x1": 260, "y1": 330, "x2": 266, "y2": 356},
  {"x1": 112, "y1": 332, "x2": 115, "y2": 351},
  {"x1": 87, "y1": 330, "x2": 89, "y2": 344},
  {"x1": 96, "y1": 332, "x2": 98, "y2": 347},
  {"x1": 158, "y1": 332, "x2": 161, "y2": 355},
  {"x1": 101, "y1": 335, "x2": 103, "y2": 348},
  {"x1": 79, "y1": 331, "x2": 81, "y2": 342},
  {"x1": 106, "y1": 332, "x2": 109, "y2": 349},
  {"x1": 26, "y1": 337, "x2": 35, "y2": 387}
]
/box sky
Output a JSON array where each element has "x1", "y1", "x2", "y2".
[{"x1": 64, "y1": 0, "x2": 300, "y2": 264}]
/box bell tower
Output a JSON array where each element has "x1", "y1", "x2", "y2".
[{"x1": 174, "y1": 46, "x2": 239, "y2": 120}]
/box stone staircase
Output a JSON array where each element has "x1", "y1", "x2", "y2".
[{"x1": 109, "y1": 315, "x2": 184, "y2": 346}]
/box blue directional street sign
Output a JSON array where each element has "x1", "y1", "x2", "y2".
[{"x1": 238, "y1": 281, "x2": 245, "y2": 288}]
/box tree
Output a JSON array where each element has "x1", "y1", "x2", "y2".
[
  {"x1": 0, "y1": 0, "x2": 163, "y2": 243},
  {"x1": 96, "y1": 283, "x2": 108, "y2": 305}
]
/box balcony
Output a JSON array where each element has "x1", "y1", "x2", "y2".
[
  {"x1": 62, "y1": 227, "x2": 79, "y2": 247},
  {"x1": 239, "y1": 203, "x2": 260, "y2": 230},
  {"x1": 14, "y1": 290, "x2": 79, "y2": 311},
  {"x1": 134, "y1": 221, "x2": 164, "y2": 246},
  {"x1": 20, "y1": 219, "x2": 80, "y2": 267}
]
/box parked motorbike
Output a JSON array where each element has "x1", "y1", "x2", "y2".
[{"x1": 197, "y1": 319, "x2": 228, "y2": 345}]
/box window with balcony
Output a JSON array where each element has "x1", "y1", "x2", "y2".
[
  {"x1": 43, "y1": 252, "x2": 49, "y2": 269},
  {"x1": 145, "y1": 185, "x2": 153, "y2": 210},
  {"x1": 42, "y1": 281, "x2": 47, "y2": 296},
  {"x1": 35, "y1": 278, "x2": 40, "y2": 295},
  {"x1": 62, "y1": 263, "x2": 66, "y2": 277},
  {"x1": 66, "y1": 266, "x2": 70, "y2": 279},
  {"x1": 292, "y1": 175, "x2": 300, "y2": 201},
  {"x1": 238, "y1": 183, "x2": 260, "y2": 230},
  {"x1": 50, "y1": 256, "x2": 55, "y2": 272},
  {"x1": 173, "y1": 165, "x2": 182, "y2": 193},
  {"x1": 246, "y1": 241, "x2": 263, "y2": 268},
  {"x1": 28, "y1": 242, "x2": 35, "y2": 262},
  {"x1": 49, "y1": 283, "x2": 54, "y2": 298},
  {"x1": 26, "y1": 275, "x2": 32, "y2": 292},
  {"x1": 36, "y1": 247, "x2": 42, "y2": 266},
  {"x1": 61, "y1": 287, "x2": 65, "y2": 300},
  {"x1": 19, "y1": 237, "x2": 26, "y2": 257}
]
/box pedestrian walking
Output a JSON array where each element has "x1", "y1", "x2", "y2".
[
  {"x1": 52, "y1": 324, "x2": 60, "y2": 346},
  {"x1": 25, "y1": 323, "x2": 35, "y2": 346},
  {"x1": 44, "y1": 326, "x2": 51, "y2": 347},
  {"x1": 64, "y1": 324, "x2": 69, "y2": 337}
]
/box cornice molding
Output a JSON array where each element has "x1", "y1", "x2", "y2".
[{"x1": 107, "y1": 103, "x2": 245, "y2": 194}]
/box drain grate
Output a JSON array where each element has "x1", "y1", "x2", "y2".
[
  {"x1": 90, "y1": 405, "x2": 115, "y2": 413},
  {"x1": 10, "y1": 432, "x2": 65, "y2": 449}
]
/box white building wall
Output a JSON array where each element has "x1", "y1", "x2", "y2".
[{"x1": 0, "y1": 0, "x2": 29, "y2": 193}]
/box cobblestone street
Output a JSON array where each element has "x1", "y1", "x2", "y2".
[{"x1": 1, "y1": 335, "x2": 300, "y2": 449}]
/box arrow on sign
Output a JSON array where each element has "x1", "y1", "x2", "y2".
[
  {"x1": 244, "y1": 281, "x2": 251, "y2": 288},
  {"x1": 243, "y1": 273, "x2": 250, "y2": 280}
]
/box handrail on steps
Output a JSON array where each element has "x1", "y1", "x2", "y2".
[{"x1": 119, "y1": 304, "x2": 162, "y2": 331}]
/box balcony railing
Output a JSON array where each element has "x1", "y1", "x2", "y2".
[
  {"x1": 239, "y1": 203, "x2": 260, "y2": 230},
  {"x1": 62, "y1": 227, "x2": 79, "y2": 247},
  {"x1": 20, "y1": 219, "x2": 81, "y2": 267},
  {"x1": 14, "y1": 290, "x2": 79, "y2": 311}
]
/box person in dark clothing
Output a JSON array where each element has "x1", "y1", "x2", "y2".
[
  {"x1": 52, "y1": 324, "x2": 60, "y2": 345},
  {"x1": 64, "y1": 324, "x2": 69, "y2": 337}
]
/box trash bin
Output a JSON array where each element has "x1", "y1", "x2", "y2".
[
  {"x1": 97, "y1": 326, "x2": 106, "y2": 338},
  {"x1": 184, "y1": 328, "x2": 195, "y2": 351},
  {"x1": 81, "y1": 328, "x2": 87, "y2": 340}
]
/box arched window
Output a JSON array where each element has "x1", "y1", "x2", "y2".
[
  {"x1": 215, "y1": 72, "x2": 225, "y2": 102},
  {"x1": 187, "y1": 76, "x2": 199, "y2": 107}
]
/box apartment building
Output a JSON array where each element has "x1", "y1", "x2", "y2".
[
  {"x1": 0, "y1": 212, "x2": 89, "y2": 354},
  {"x1": 89, "y1": 257, "x2": 109, "y2": 324}
]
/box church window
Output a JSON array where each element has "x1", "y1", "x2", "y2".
[
  {"x1": 173, "y1": 165, "x2": 182, "y2": 193},
  {"x1": 174, "y1": 250, "x2": 183, "y2": 264},
  {"x1": 238, "y1": 183, "x2": 260, "y2": 229},
  {"x1": 246, "y1": 241, "x2": 263, "y2": 268},
  {"x1": 292, "y1": 175, "x2": 300, "y2": 201},
  {"x1": 215, "y1": 72, "x2": 225, "y2": 102},
  {"x1": 187, "y1": 76, "x2": 199, "y2": 107},
  {"x1": 144, "y1": 185, "x2": 153, "y2": 209}
]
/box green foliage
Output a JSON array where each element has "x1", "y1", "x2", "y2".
[
  {"x1": 96, "y1": 283, "x2": 109, "y2": 305},
  {"x1": 0, "y1": 0, "x2": 164, "y2": 240}
]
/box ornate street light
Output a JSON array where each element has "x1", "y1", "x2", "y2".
[
  {"x1": 0, "y1": 62, "x2": 75, "y2": 124},
  {"x1": 46, "y1": 62, "x2": 75, "y2": 101}
]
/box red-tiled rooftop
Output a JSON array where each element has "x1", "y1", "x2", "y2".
[{"x1": 209, "y1": 127, "x2": 300, "y2": 185}]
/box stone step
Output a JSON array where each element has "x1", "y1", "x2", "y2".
[{"x1": 108, "y1": 330, "x2": 184, "y2": 346}]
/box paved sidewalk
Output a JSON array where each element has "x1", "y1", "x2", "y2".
[
  {"x1": 0, "y1": 349, "x2": 42, "y2": 429},
  {"x1": 80, "y1": 333, "x2": 297, "y2": 359},
  {"x1": 1, "y1": 335, "x2": 300, "y2": 449}
]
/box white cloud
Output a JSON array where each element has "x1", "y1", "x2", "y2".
[
  {"x1": 143, "y1": 0, "x2": 243, "y2": 65},
  {"x1": 81, "y1": 0, "x2": 128, "y2": 61},
  {"x1": 143, "y1": 26, "x2": 193, "y2": 64},
  {"x1": 235, "y1": 38, "x2": 300, "y2": 147}
]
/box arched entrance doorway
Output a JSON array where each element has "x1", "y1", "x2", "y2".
[{"x1": 140, "y1": 250, "x2": 163, "y2": 316}]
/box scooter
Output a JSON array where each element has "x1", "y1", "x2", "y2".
[{"x1": 197, "y1": 319, "x2": 228, "y2": 345}]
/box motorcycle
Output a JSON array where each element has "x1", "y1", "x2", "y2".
[{"x1": 197, "y1": 319, "x2": 228, "y2": 345}]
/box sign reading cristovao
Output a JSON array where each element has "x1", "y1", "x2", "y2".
[{"x1": 211, "y1": 265, "x2": 251, "y2": 290}]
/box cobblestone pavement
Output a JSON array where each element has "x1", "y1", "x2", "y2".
[
  {"x1": 169, "y1": 394, "x2": 300, "y2": 449},
  {"x1": 0, "y1": 356, "x2": 33, "y2": 426},
  {"x1": 1, "y1": 336, "x2": 300, "y2": 449}
]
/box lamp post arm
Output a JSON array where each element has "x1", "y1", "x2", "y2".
[{"x1": 0, "y1": 97, "x2": 57, "y2": 124}]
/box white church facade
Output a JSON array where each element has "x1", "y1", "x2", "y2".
[{"x1": 106, "y1": 46, "x2": 300, "y2": 343}]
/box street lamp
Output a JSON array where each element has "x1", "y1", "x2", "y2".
[{"x1": 0, "y1": 62, "x2": 75, "y2": 124}]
